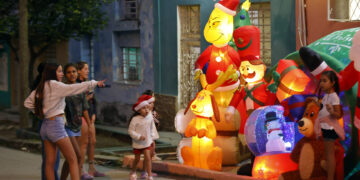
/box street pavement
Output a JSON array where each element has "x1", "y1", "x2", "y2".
[{"x1": 0, "y1": 146, "x2": 196, "y2": 180}]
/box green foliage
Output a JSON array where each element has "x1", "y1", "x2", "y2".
[{"x1": 0, "y1": 0, "x2": 112, "y2": 50}]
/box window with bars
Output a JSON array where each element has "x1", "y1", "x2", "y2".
[
  {"x1": 123, "y1": 0, "x2": 138, "y2": 20},
  {"x1": 115, "y1": 47, "x2": 141, "y2": 82},
  {"x1": 328, "y1": 0, "x2": 360, "y2": 21},
  {"x1": 248, "y1": 3, "x2": 272, "y2": 66}
]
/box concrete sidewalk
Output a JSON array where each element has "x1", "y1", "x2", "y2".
[
  {"x1": 0, "y1": 109, "x2": 257, "y2": 179},
  {"x1": 95, "y1": 124, "x2": 182, "y2": 147}
]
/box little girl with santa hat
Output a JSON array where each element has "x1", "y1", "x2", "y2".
[{"x1": 128, "y1": 95, "x2": 157, "y2": 180}]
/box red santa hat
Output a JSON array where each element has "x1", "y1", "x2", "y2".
[
  {"x1": 215, "y1": 0, "x2": 240, "y2": 16},
  {"x1": 233, "y1": 25, "x2": 263, "y2": 65},
  {"x1": 132, "y1": 95, "x2": 152, "y2": 111},
  {"x1": 146, "y1": 96, "x2": 155, "y2": 103}
]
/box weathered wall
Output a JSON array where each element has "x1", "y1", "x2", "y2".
[
  {"x1": 295, "y1": 0, "x2": 360, "y2": 49},
  {"x1": 68, "y1": 0, "x2": 154, "y2": 127}
]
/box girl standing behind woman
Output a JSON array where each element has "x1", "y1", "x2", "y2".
[
  {"x1": 76, "y1": 61, "x2": 105, "y2": 178},
  {"x1": 60, "y1": 63, "x2": 90, "y2": 180},
  {"x1": 140, "y1": 90, "x2": 160, "y2": 179},
  {"x1": 24, "y1": 63, "x2": 105, "y2": 180},
  {"x1": 315, "y1": 70, "x2": 345, "y2": 180},
  {"x1": 129, "y1": 95, "x2": 156, "y2": 180}
]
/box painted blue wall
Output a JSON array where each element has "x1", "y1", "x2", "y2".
[
  {"x1": 154, "y1": 0, "x2": 296, "y2": 96},
  {"x1": 68, "y1": 0, "x2": 154, "y2": 125}
]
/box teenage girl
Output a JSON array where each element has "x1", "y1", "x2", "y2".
[
  {"x1": 76, "y1": 61, "x2": 105, "y2": 178},
  {"x1": 24, "y1": 63, "x2": 105, "y2": 180},
  {"x1": 60, "y1": 63, "x2": 89, "y2": 180},
  {"x1": 316, "y1": 70, "x2": 345, "y2": 180},
  {"x1": 31, "y1": 62, "x2": 61, "y2": 180}
]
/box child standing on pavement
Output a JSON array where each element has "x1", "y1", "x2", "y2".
[
  {"x1": 315, "y1": 70, "x2": 345, "y2": 180},
  {"x1": 141, "y1": 90, "x2": 160, "y2": 179},
  {"x1": 24, "y1": 63, "x2": 105, "y2": 180},
  {"x1": 129, "y1": 95, "x2": 156, "y2": 180}
]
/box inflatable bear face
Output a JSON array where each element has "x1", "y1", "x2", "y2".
[{"x1": 297, "y1": 98, "x2": 320, "y2": 138}]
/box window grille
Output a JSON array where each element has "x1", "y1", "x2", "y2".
[
  {"x1": 120, "y1": 47, "x2": 141, "y2": 81},
  {"x1": 124, "y1": 0, "x2": 138, "y2": 20},
  {"x1": 328, "y1": 0, "x2": 360, "y2": 21},
  {"x1": 248, "y1": 3, "x2": 272, "y2": 66}
]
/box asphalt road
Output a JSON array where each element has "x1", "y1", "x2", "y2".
[{"x1": 0, "y1": 146, "x2": 198, "y2": 180}]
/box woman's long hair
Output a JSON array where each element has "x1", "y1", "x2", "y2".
[
  {"x1": 30, "y1": 62, "x2": 47, "y2": 91},
  {"x1": 34, "y1": 63, "x2": 60, "y2": 119}
]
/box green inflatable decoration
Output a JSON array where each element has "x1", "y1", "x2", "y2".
[
  {"x1": 229, "y1": 0, "x2": 252, "y2": 50},
  {"x1": 269, "y1": 27, "x2": 360, "y2": 178}
]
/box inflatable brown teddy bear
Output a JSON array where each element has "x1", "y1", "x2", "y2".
[{"x1": 279, "y1": 98, "x2": 344, "y2": 180}]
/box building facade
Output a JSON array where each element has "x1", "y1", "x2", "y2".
[
  {"x1": 68, "y1": 0, "x2": 154, "y2": 127},
  {"x1": 154, "y1": 0, "x2": 296, "y2": 130}
]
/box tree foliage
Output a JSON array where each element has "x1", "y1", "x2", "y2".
[{"x1": 0, "y1": 0, "x2": 112, "y2": 82}]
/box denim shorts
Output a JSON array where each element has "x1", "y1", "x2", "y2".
[
  {"x1": 65, "y1": 127, "x2": 81, "y2": 137},
  {"x1": 40, "y1": 116, "x2": 68, "y2": 142}
]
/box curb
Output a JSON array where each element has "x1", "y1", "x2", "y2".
[
  {"x1": 122, "y1": 155, "x2": 260, "y2": 180},
  {"x1": 0, "y1": 135, "x2": 42, "y2": 153}
]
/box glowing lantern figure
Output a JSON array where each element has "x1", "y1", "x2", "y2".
[
  {"x1": 268, "y1": 59, "x2": 311, "y2": 102},
  {"x1": 226, "y1": 25, "x2": 277, "y2": 140},
  {"x1": 194, "y1": 0, "x2": 243, "y2": 165},
  {"x1": 229, "y1": 0, "x2": 252, "y2": 50},
  {"x1": 195, "y1": 0, "x2": 241, "y2": 107},
  {"x1": 181, "y1": 66, "x2": 237, "y2": 170},
  {"x1": 181, "y1": 89, "x2": 223, "y2": 170},
  {"x1": 245, "y1": 106, "x2": 298, "y2": 179}
]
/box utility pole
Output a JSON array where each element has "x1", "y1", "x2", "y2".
[{"x1": 19, "y1": 0, "x2": 30, "y2": 128}]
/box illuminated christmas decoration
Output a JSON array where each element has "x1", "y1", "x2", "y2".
[
  {"x1": 227, "y1": 25, "x2": 276, "y2": 138},
  {"x1": 268, "y1": 59, "x2": 310, "y2": 102},
  {"x1": 245, "y1": 105, "x2": 294, "y2": 156},
  {"x1": 181, "y1": 89, "x2": 223, "y2": 171},
  {"x1": 194, "y1": 0, "x2": 243, "y2": 165},
  {"x1": 229, "y1": 0, "x2": 252, "y2": 50},
  {"x1": 252, "y1": 153, "x2": 298, "y2": 179},
  {"x1": 245, "y1": 105, "x2": 297, "y2": 179},
  {"x1": 195, "y1": 0, "x2": 240, "y2": 107},
  {"x1": 181, "y1": 66, "x2": 237, "y2": 170}
]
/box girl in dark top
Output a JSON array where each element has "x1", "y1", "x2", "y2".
[
  {"x1": 60, "y1": 63, "x2": 90, "y2": 180},
  {"x1": 76, "y1": 61, "x2": 105, "y2": 178}
]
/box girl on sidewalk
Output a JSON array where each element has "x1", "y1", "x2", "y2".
[
  {"x1": 31, "y1": 62, "x2": 61, "y2": 180},
  {"x1": 76, "y1": 61, "x2": 105, "y2": 178},
  {"x1": 315, "y1": 70, "x2": 345, "y2": 180},
  {"x1": 24, "y1": 63, "x2": 105, "y2": 180},
  {"x1": 129, "y1": 95, "x2": 156, "y2": 180},
  {"x1": 60, "y1": 63, "x2": 90, "y2": 180},
  {"x1": 141, "y1": 90, "x2": 160, "y2": 179}
]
